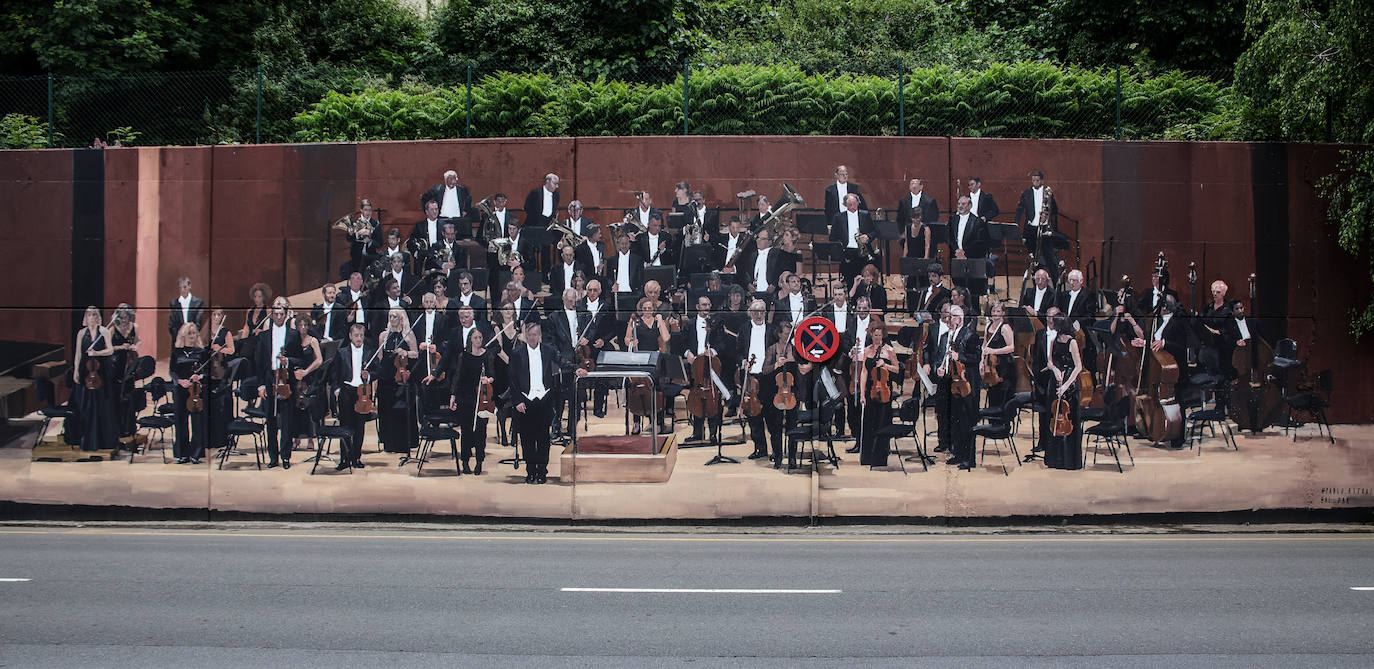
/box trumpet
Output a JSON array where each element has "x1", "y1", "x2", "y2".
[
  {"x1": 332, "y1": 211, "x2": 373, "y2": 239},
  {"x1": 547, "y1": 219, "x2": 587, "y2": 249},
  {"x1": 855, "y1": 207, "x2": 880, "y2": 263}
]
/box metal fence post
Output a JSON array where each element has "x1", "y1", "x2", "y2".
[
  {"x1": 465, "y1": 63, "x2": 473, "y2": 138},
  {"x1": 46, "y1": 73, "x2": 54, "y2": 148},
  {"x1": 898, "y1": 59, "x2": 906, "y2": 137},
  {"x1": 1114, "y1": 66, "x2": 1122, "y2": 141},
  {"x1": 682, "y1": 60, "x2": 690, "y2": 136},
  {"x1": 256, "y1": 66, "x2": 263, "y2": 144}
]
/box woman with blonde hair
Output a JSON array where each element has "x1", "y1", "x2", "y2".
[
  {"x1": 109, "y1": 303, "x2": 141, "y2": 440},
  {"x1": 377, "y1": 306, "x2": 418, "y2": 458},
  {"x1": 170, "y1": 321, "x2": 208, "y2": 464},
  {"x1": 72, "y1": 306, "x2": 117, "y2": 452}
]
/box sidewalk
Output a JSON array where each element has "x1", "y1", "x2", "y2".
[{"x1": 3, "y1": 410, "x2": 1370, "y2": 520}]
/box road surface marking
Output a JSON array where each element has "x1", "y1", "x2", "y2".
[
  {"x1": 1351, "y1": 587, "x2": 1374, "y2": 591},
  {"x1": 561, "y1": 587, "x2": 840, "y2": 594},
  {"x1": 0, "y1": 578, "x2": 31, "y2": 582}
]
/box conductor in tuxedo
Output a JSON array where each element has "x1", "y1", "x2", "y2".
[
  {"x1": 420, "y1": 169, "x2": 472, "y2": 222},
  {"x1": 947, "y1": 195, "x2": 991, "y2": 296},
  {"x1": 829, "y1": 193, "x2": 876, "y2": 283},
  {"x1": 168, "y1": 277, "x2": 205, "y2": 339},
  {"x1": 823, "y1": 164, "x2": 867, "y2": 220},
  {"x1": 332, "y1": 323, "x2": 378, "y2": 469},
  {"x1": 255, "y1": 297, "x2": 302, "y2": 469},
  {"x1": 509, "y1": 322, "x2": 559, "y2": 484}
]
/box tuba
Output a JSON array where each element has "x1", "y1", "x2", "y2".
[
  {"x1": 475, "y1": 196, "x2": 502, "y2": 241},
  {"x1": 683, "y1": 201, "x2": 704, "y2": 247},
  {"x1": 547, "y1": 219, "x2": 586, "y2": 249},
  {"x1": 753, "y1": 182, "x2": 806, "y2": 232}
]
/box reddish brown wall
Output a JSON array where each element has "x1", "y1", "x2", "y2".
[{"x1": 0, "y1": 137, "x2": 1368, "y2": 419}]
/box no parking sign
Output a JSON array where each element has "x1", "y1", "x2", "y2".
[{"x1": 793, "y1": 317, "x2": 840, "y2": 363}]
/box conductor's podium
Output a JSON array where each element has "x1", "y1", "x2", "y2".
[{"x1": 560, "y1": 434, "x2": 677, "y2": 484}]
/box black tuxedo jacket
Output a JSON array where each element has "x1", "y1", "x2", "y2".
[
  {"x1": 508, "y1": 343, "x2": 561, "y2": 404},
  {"x1": 947, "y1": 212, "x2": 991, "y2": 258},
  {"x1": 254, "y1": 324, "x2": 303, "y2": 391},
  {"x1": 575, "y1": 298, "x2": 613, "y2": 343},
  {"x1": 167, "y1": 296, "x2": 205, "y2": 338},
  {"x1": 632, "y1": 230, "x2": 677, "y2": 266},
  {"x1": 1140, "y1": 288, "x2": 1180, "y2": 316},
  {"x1": 334, "y1": 287, "x2": 370, "y2": 329},
  {"x1": 1057, "y1": 288, "x2": 1095, "y2": 331},
  {"x1": 1146, "y1": 314, "x2": 1189, "y2": 366},
  {"x1": 737, "y1": 321, "x2": 777, "y2": 370},
  {"x1": 1015, "y1": 186, "x2": 1058, "y2": 229},
  {"x1": 574, "y1": 241, "x2": 606, "y2": 279},
  {"x1": 967, "y1": 190, "x2": 1000, "y2": 221},
  {"x1": 679, "y1": 315, "x2": 724, "y2": 356},
  {"x1": 913, "y1": 284, "x2": 951, "y2": 315},
  {"x1": 605, "y1": 252, "x2": 646, "y2": 293},
  {"x1": 409, "y1": 218, "x2": 447, "y2": 250},
  {"x1": 331, "y1": 342, "x2": 379, "y2": 389},
  {"x1": 523, "y1": 187, "x2": 560, "y2": 230},
  {"x1": 824, "y1": 183, "x2": 866, "y2": 220},
  {"x1": 738, "y1": 247, "x2": 785, "y2": 289},
  {"x1": 548, "y1": 261, "x2": 582, "y2": 298},
  {"x1": 421, "y1": 183, "x2": 473, "y2": 220},
  {"x1": 773, "y1": 293, "x2": 818, "y2": 327},
  {"x1": 545, "y1": 307, "x2": 588, "y2": 361},
  {"x1": 309, "y1": 303, "x2": 347, "y2": 342},
  {"x1": 447, "y1": 320, "x2": 494, "y2": 357},
  {"x1": 896, "y1": 192, "x2": 940, "y2": 230},
  {"x1": 820, "y1": 303, "x2": 855, "y2": 350},
  {"x1": 1019, "y1": 285, "x2": 1058, "y2": 319},
  {"x1": 828, "y1": 211, "x2": 875, "y2": 247},
  {"x1": 414, "y1": 310, "x2": 450, "y2": 355},
  {"x1": 714, "y1": 233, "x2": 756, "y2": 269}
]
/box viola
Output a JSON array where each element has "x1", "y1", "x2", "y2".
[
  {"x1": 273, "y1": 354, "x2": 292, "y2": 400},
  {"x1": 187, "y1": 376, "x2": 204, "y2": 413},
  {"x1": 687, "y1": 351, "x2": 723, "y2": 418},
  {"x1": 1051, "y1": 395, "x2": 1074, "y2": 437},
  {"x1": 393, "y1": 347, "x2": 411, "y2": 383},
  {"x1": 739, "y1": 355, "x2": 763, "y2": 418},
  {"x1": 84, "y1": 357, "x2": 103, "y2": 390},
  {"x1": 950, "y1": 358, "x2": 972, "y2": 398},
  {"x1": 577, "y1": 342, "x2": 596, "y2": 372},
  {"x1": 354, "y1": 370, "x2": 375, "y2": 415},
  {"x1": 773, "y1": 368, "x2": 797, "y2": 411}
]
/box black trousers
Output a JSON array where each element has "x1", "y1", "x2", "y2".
[
  {"x1": 456, "y1": 399, "x2": 488, "y2": 463},
  {"x1": 517, "y1": 395, "x2": 553, "y2": 477},
  {"x1": 263, "y1": 394, "x2": 293, "y2": 464},
  {"x1": 337, "y1": 386, "x2": 366, "y2": 465}
]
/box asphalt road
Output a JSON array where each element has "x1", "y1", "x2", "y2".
[{"x1": 1, "y1": 528, "x2": 1372, "y2": 668}]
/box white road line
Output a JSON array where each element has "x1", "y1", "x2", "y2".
[
  {"x1": 1350, "y1": 587, "x2": 1374, "y2": 591},
  {"x1": 0, "y1": 578, "x2": 31, "y2": 582},
  {"x1": 561, "y1": 587, "x2": 840, "y2": 594}
]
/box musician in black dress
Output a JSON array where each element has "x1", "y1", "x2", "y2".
[
  {"x1": 981, "y1": 301, "x2": 1017, "y2": 410},
  {"x1": 239, "y1": 282, "x2": 272, "y2": 367},
  {"x1": 1036, "y1": 312, "x2": 1085, "y2": 470},
  {"x1": 109, "y1": 304, "x2": 140, "y2": 441},
  {"x1": 1199, "y1": 279, "x2": 1235, "y2": 378},
  {"x1": 170, "y1": 323, "x2": 208, "y2": 464},
  {"x1": 491, "y1": 301, "x2": 523, "y2": 448},
  {"x1": 625, "y1": 297, "x2": 672, "y2": 434},
  {"x1": 289, "y1": 314, "x2": 325, "y2": 453},
  {"x1": 204, "y1": 307, "x2": 236, "y2": 452},
  {"x1": 377, "y1": 307, "x2": 419, "y2": 457},
  {"x1": 856, "y1": 319, "x2": 899, "y2": 469},
  {"x1": 448, "y1": 327, "x2": 494, "y2": 474},
  {"x1": 897, "y1": 178, "x2": 937, "y2": 260},
  {"x1": 72, "y1": 306, "x2": 117, "y2": 452}
]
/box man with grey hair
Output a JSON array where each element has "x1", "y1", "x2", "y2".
[
  {"x1": 566, "y1": 199, "x2": 589, "y2": 237},
  {"x1": 547, "y1": 287, "x2": 586, "y2": 438},
  {"x1": 1057, "y1": 268, "x2": 1096, "y2": 373},
  {"x1": 421, "y1": 169, "x2": 471, "y2": 221},
  {"x1": 168, "y1": 276, "x2": 204, "y2": 338},
  {"x1": 525, "y1": 173, "x2": 561, "y2": 272}
]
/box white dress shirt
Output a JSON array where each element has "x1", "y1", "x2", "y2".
[
  {"x1": 348, "y1": 344, "x2": 364, "y2": 386},
  {"x1": 320, "y1": 303, "x2": 334, "y2": 341},
  {"x1": 637, "y1": 206, "x2": 650, "y2": 228},
  {"x1": 588, "y1": 242, "x2": 602, "y2": 270},
  {"x1": 955, "y1": 213, "x2": 970, "y2": 251},
  {"x1": 585, "y1": 298, "x2": 602, "y2": 317},
  {"x1": 178, "y1": 294, "x2": 192, "y2": 323},
  {"x1": 969, "y1": 190, "x2": 981, "y2": 214},
  {"x1": 1236, "y1": 318, "x2": 1251, "y2": 342},
  {"x1": 564, "y1": 309, "x2": 579, "y2": 342},
  {"x1": 525, "y1": 344, "x2": 548, "y2": 400},
  {"x1": 1045, "y1": 329, "x2": 1057, "y2": 361},
  {"x1": 855, "y1": 315, "x2": 870, "y2": 349},
  {"x1": 694, "y1": 318, "x2": 709, "y2": 354},
  {"x1": 423, "y1": 312, "x2": 436, "y2": 343},
  {"x1": 1034, "y1": 286, "x2": 1048, "y2": 311},
  {"x1": 426, "y1": 217, "x2": 440, "y2": 244},
  {"x1": 835, "y1": 181, "x2": 849, "y2": 206},
  {"x1": 788, "y1": 293, "x2": 804, "y2": 322},
  {"x1": 441, "y1": 186, "x2": 462, "y2": 218},
  {"x1": 496, "y1": 209, "x2": 508, "y2": 227},
  {"x1": 349, "y1": 289, "x2": 365, "y2": 323},
  {"x1": 1066, "y1": 289, "x2": 1080, "y2": 317},
  {"x1": 570, "y1": 217, "x2": 586, "y2": 236},
  {"x1": 560, "y1": 262, "x2": 576, "y2": 289},
  {"x1": 460, "y1": 292, "x2": 475, "y2": 307},
  {"x1": 616, "y1": 252, "x2": 633, "y2": 292},
  {"x1": 541, "y1": 188, "x2": 554, "y2": 217},
  {"x1": 845, "y1": 211, "x2": 859, "y2": 248},
  {"x1": 1154, "y1": 314, "x2": 1172, "y2": 342},
  {"x1": 832, "y1": 305, "x2": 849, "y2": 333},
  {"x1": 747, "y1": 322, "x2": 766, "y2": 373},
  {"x1": 752, "y1": 247, "x2": 770, "y2": 288},
  {"x1": 725, "y1": 234, "x2": 742, "y2": 263},
  {"x1": 647, "y1": 232, "x2": 663, "y2": 265},
  {"x1": 1030, "y1": 186, "x2": 1044, "y2": 226},
  {"x1": 270, "y1": 323, "x2": 287, "y2": 370}
]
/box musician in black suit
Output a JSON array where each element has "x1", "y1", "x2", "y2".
[
  {"x1": 343, "y1": 199, "x2": 381, "y2": 279},
  {"x1": 448, "y1": 304, "x2": 493, "y2": 360},
  {"x1": 332, "y1": 323, "x2": 378, "y2": 469},
  {"x1": 523, "y1": 173, "x2": 560, "y2": 230},
  {"x1": 452, "y1": 272, "x2": 488, "y2": 317},
  {"x1": 966, "y1": 177, "x2": 1000, "y2": 221},
  {"x1": 714, "y1": 216, "x2": 754, "y2": 272},
  {"x1": 829, "y1": 193, "x2": 876, "y2": 283},
  {"x1": 378, "y1": 252, "x2": 419, "y2": 302},
  {"x1": 574, "y1": 224, "x2": 607, "y2": 283},
  {"x1": 606, "y1": 233, "x2": 645, "y2": 299},
  {"x1": 168, "y1": 277, "x2": 205, "y2": 339},
  {"x1": 503, "y1": 217, "x2": 537, "y2": 273},
  {"x1": 1019, "y1": 267, "x2": 1058, "y2": 320},
  {"x1": 740, "y1": 227, "x2": 785, "y2": 293},
  {"x1": 309, "y1": 283, "x2": 346, "y2": 343},
  {"x1": 624, "y1": 191, "x2": 662, "y2": 239},
  {"x1": 680, "y1": 295, "x2": 726, "y2": 442},
  {"x1": 368, "y1": 276, "x2": 411, "y2": 339},
  {"x1": 688, "y1": 190, "x2": 720, "y2": 240},
  {"x1": 255, "y1": 297, "x2": 303, "y2": 469},
  {"x1": 420, "y1": 169, "x2": 472, "y2": 221},
  {"x1": 773, "y1": 272, "x2": 816, "y2": 327},
  {"x1": 413, "y1": 292, "x2": 451, "y2": 417},
  {"x1": 1057, "y1": 269, "x2": 1097, "y2": 373},
  {"x1": 508, "y1": 322, "x2": 559, "y2": 484},
  {"x1": 897, "y1": 178, "x2": 939, "y2": 259},
  {"x1": 931, "y1": 304, "x2": 981, "y2": 470},
  {"x1": 823, "y1": 164, "x2": 867, "y2": 220},
  {"x1": 947, "y1": 195, "x2": 992, "y2": 296},
  {"x1": 1014, "y1": 171, "x2": 1060, "y2": 277},
  {"x1": 910, "y1": 264, "x2": 950, "y2": 321},
  {"x1": 1132, "y1": 295, "x2": 1188, "y2": 373},
  {"x1": 1141, "y1": 268, "x2": 1180, "y2": 316},
  {"x1": 545, "y1": 287, "x2": 586, "y2": 437},
  {"x1": 632, "y1": 212, "x2": 676, "y2": 268},
  {"x1": 548, "y1": 243, "x2": 584, "y2": 299},
  {"x1": 577, "y1": 279, "x2": 613, "y2": 417},
  {"x1": 335, "y1": 272, "x2": 369, "y2": 334},
  {"x1": 738, "y1": 299, "x2": 779, "y2": 461}
]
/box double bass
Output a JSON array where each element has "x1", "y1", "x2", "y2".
[
  {"x1": 1132, "y1": 254, "x2": 1184, "y2": 445},
  {"x1": 1227, "y1": 273, "x2": 1283, "y2": 432},
  {"x1": 686, "y1": 347, "x2": 723, "y2": 419}
]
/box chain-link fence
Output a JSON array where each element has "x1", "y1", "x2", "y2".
[{"x1": 0, "y1": 63, "x2": 1232, "y2": 147}]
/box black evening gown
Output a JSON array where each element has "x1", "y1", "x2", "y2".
[
  {"x1": 170, "y1": 346, "x2": 208, "y2": 460},
  {"x1": 288, "y1": 343, "x2": 319, "y2": 440},
  {"x1": 1041, "y1": 337, "x2": 1083, "y2": 470},
  {"x1": 857, "y1": 357, "x2": 893, "y2": 467},
  {"x1": 73, "y1": 330, "x2": 118, "y2": 452},
  {"x1": 378, "y1": 332, "x2": 416, "y2": 454},
  {"x1": 110, "y1": 327, "x2": 137, "y2": 438}
]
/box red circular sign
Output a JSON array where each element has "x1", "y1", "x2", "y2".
[{"x1": 794, "y1": 317, "x2": 840, "y2": 363}]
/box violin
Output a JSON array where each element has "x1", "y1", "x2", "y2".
[
  {"x1": 84, "y1": 357, "x2": 103, "y2": 390},
  {"x1": 209, "y1": 316, "x2": 229, "y2": 381},
  {"x1": 1051, "y1": 391, "x2": 1074, "y2": 437},
  {"x1": 354, "y1": 370, "x2": 375, "y2": 414},
  {"x1": 425, "y1": 338, "x2": 444, "y2": 384},
  {"x1": 273, "y1": 354, "x2": 292, "y2": 400},
  {"x1": 739, "y1": 354, "x2": 763, "y2": 417},
  {"x1": 393, "y1": 346, "x2": 411, "y2": 383},
  {"x1": 947, "y1": 331, "x2": 972, "y2": 399},
  {"x1": 577, "y1": 342, "x2": 596, "y2": 372},
  {"x1": 867, "y1": 346, "x2": 892, "y2": 404},
  {"x1": 187, "y1": 375, "x2": 204, "y2": 413},
  {"x1": 475, "y1": 357, "x2": 496, "y2": 421},
  {"x1": 687, "y1": 349, "x2": 723, "y2": 418},
  {"x1": 296, "y1": 373, "x2": 310, "y2": 411},
  {"x1": 980, "y1": 324, "x2": 1002, "y2": 387}
]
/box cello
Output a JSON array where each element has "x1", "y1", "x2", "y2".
[
  {"x1": 687, "y1": 346, "x2": 723, "y2": 419},
  {"x1": 1227, "y1": 274, "x2": 1283, "y2": 432},
  {"x1": 739, "y1": 355, "x2": 763, "y2": 418}
]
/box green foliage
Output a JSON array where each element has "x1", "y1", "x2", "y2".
[
  {"x1": 0, "y1": 113, "x2": 50, "y2": 148},
  {"x1": 291, "y1": 63, "x2": 1228, "y2": 141},
  {"x1": 1319, "y1": 150, "x2": 1374, "y2": 339}
]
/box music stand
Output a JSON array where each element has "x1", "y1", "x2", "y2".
[
  {"x1": 665, "y1": 211, "x2": 686, "y2": 231},
  {"x1": 679, "y1": 246, "x2": 713, "y2": 278},
  {"x1": 613, "y1": 291, "x2": 641, "y2": 319},
  {"x1": 795, "y1": 213, "x2": 830, "y2": 236},
  {"x1": 986, "y1": 222, "x2": 1020, "y2": 299},
  {"x1": 810, "y1": 241, "x2": 845, "y2": 302},
  {"x1": 689, "y1": 272, "x2": 713, "y2": 294},
  {"x1": 951, "y1": 257, "x2": 988, "y2": 296},
  {"x1": 468, "y1": 268, "x2": 490, "y2": 292},
  {"x1": 874, "y1": 220, "x2": 901, "y2": 275},
  {"x1": 644, "y1": 266, "x2": 677, "y2": 294}
]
